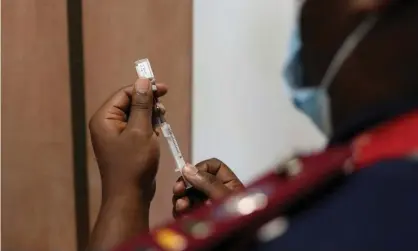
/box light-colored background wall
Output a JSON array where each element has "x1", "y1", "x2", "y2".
[{"x1": 193, "y1": 0, "x2": 326, "y2": 183}]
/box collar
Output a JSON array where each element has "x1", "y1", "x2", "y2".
[{"x1": 351, "y1": 108, "x2": 418, "y2": 169}]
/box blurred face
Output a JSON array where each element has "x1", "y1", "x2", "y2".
[
  {"x1": 298, "y1": 0, "x2": 371, "y2": 88},
  {"x1": 296, "y1": 0, "x2": 418, "y2": 130},
  {"x1": 298, "y1": 0, "x2": 410, "y2": 89},
  {"x1": 288, "y1": 0, "x2": 418, "y2": 132}
]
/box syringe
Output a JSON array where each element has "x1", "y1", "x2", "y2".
[{"x1": 134, "y1": 58, "x2": 192, "y2": 189}]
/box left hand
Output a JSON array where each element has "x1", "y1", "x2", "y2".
[
  {"x1": 172, "y1": 159, "x2": 244, "y2": 218},
  {"x1": 89, "y1": 78, "x2": 168, "y2": 202}
]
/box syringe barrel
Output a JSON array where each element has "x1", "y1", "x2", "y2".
[{"x1": 160, "y1": 122, "x2": 192, "y2": 188}]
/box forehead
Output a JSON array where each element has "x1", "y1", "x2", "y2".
[
  {"x1": 297, "y1": 0, "x2": 418, "y2": 86},
  {"x1": 298, "y1": 0, "x2": 363, "y2": 50},
  {"x1": 299, "y1": 0, "x2": 417, "y2": 45},
  {"x1": 300, "y1": 0, "x2": 353, "y2": 25}
]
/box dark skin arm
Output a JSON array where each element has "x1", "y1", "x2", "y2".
[
  {"x1": 87, "y1": 78, "x2": 167, "y2": 250},
  {"x1": 89, "y1": 185, "x2": 151, "y2": 250}
]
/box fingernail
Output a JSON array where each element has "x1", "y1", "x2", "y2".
[
  {"x1": 183, "y1": 164, "x2": 198, "y2": 175},
  {"x1": 157, "y1": 103, "x2": 166, "y2": 115},
  {"x1": 151, "y1": 84, "x2": 157, "y2": 92},
  {"x1": 135, "y1": 78, "x2": 150, "y2": 94}
]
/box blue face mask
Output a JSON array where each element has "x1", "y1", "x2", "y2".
[{"x1": 283, "y1": 15, "x2": 379, "y2": 136}]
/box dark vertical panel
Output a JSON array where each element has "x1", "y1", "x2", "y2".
[
  {"x1": 82, "y1": 0, "x2": 193, "y2": 228},
  {"x1": 2, "y1": 0, "x2": 77, "y2": 250},
  {"x1": 66, "y1": 0, "x2": 90, "y2": 249}
]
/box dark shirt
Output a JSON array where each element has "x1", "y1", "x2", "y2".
[
  {"x1": 256, "y1": 102, "x2": 418, "y2": 251},
  {"x1": 256, "y1": 159, "x2": 418, "y2": 251}
]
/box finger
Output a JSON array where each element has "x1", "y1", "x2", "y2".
[
  {"x1": 154, "y1": 127, "x2": 163, "y2": 137},
  {"x1": 155, "y1": 103, "x2": 166, "y2": 115},
  {"x1": 195, "y1": 158, "x2": 241, "y2": 184},
  {"x1": 90, "y1": 82, "x2": 168, "y2": 135},
  {"x1": 154, "y1": 83, "x2": 168, "y2": 98},
  {"x1": 184, "y1": 188, "x2": 209, "y2": 206},
  {"x1": 98, "y1": 85, "x2": 132, "y2": 116},
  {"x1": 172, "y1": 205, "x2": 187, "y2": 219},
  {"x1": 89, "y1": 85, "x2": 133, "y2": 134},
  {"x1": 96, "y1": 83, "x2": 167, "y2": 118},
  {"x1": 175, "y1": 197, "x2": 190, "y2": 212},
  {"x1": 152, "y1": 103, "x2": 166, "y2": 136},
  {"x1": 126, "y1": 78, "x2": 154, "y2": 132},
  {"x1": 172, "y1": 205, "x2": 181, "y2": 219},
  {"x1": 173, "y1": 178, "x2": 187, "y2": 196},
  {"x1": 183, "y1": 164, "x2": 231, "y2": 200}
]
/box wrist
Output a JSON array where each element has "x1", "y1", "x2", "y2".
[
  {"x1": 102, "y1": 184, "x2": 153, "y2": 206},
  {"x1": 99, "y1": 185, "x2": 151, "y2": 230},
  {"x1": 90, "y1": 184, "x2": 152, "y2": 249},
  {"x1": 102, "y1": 178, "x2": 156, "y2": 204}
]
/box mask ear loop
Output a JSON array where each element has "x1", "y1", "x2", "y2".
[
  {"x1": 320, "y1": 15, "x2": 379, "y2": 90},
  {"x1": 317, "y1": 14, "x2": 380, "y2": 136}
]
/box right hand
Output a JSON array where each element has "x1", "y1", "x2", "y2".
[
  {"x1": 172, "y1": 158, "x2": 245, "y2": 218},
  {"x1": 89, "y1": 78, "x2": 167, "y2": 202}
]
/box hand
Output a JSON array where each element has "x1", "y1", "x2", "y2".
[
  {"x1": 88, "y1": 78, "x2": 168, "y2": 250},
  {"x1": 89, "y1": 78, "x2": 168, "y2": 202},
  {"x1": 172, "y1": 158, "x2": 244, "y2": 218}
]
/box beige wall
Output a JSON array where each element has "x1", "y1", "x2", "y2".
[
  {"x1": 2, "y1": 0, "x2": 76, "y2": 250},
  {"x1": 2, "y1": 0, "x2": 192, "y2": 249}
]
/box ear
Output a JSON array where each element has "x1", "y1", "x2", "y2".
[{"x1": 349, "y1": 0, "x2": 394, "y2": 12}]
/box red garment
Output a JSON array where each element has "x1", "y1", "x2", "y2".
[{"x1": 115, "y1": 110, "x2": 418, "y2": 251}]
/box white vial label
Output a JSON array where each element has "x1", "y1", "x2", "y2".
[{"x1": 135, "y1": 58, "x2": 154, "y2": 79}]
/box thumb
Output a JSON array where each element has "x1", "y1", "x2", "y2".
[
  {"x1": 183, "y1": 164, "x2": 231, "y2": 200},
  {"x1": 127, "y1": 78, "x2": 154, "y2": 132}
]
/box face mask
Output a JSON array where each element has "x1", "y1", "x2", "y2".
[{"x1": 284, "y1": 15, "x2": 379, "y2": 136}]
